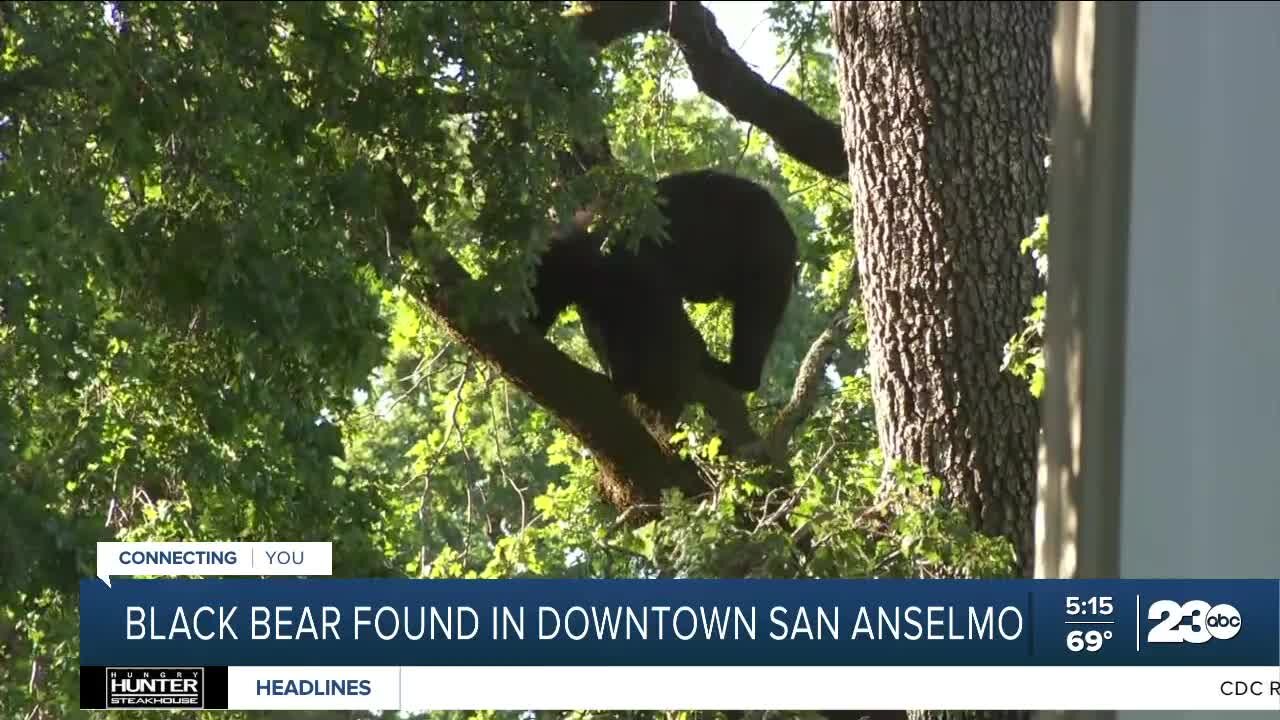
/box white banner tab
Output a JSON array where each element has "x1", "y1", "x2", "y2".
[
  {"x1": 396, "y1": 666, "x2": 1280, "y2": 712},
  {"x1": 96, "y1": 542, "x2": 332, "y2": 587},
  {"x1": 227, "y1": 667, "x2": 400, "y2": 711}
]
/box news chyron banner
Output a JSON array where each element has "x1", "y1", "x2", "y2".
[{"x1": 81, "y1": 545, "x2": 1280, "y2": 712}]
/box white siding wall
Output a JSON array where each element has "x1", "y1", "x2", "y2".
[
  {"x1": 1119, "y1": 3, "x2": 1280, "y2": 718},
  {"x1": 1120, "y1": 1, "x2": 1280, "y2": 579}
]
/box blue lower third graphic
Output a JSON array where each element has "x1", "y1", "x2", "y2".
[{"x1": 78, "y1": 578, "x2": 1279, "y2": 668}]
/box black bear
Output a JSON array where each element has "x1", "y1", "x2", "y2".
[
  {"x1": 620, "y1": 169, "x2": 798, "y2": 393},
  {"x1": 535, "y1": 169, "x2": 798, "y2": 395},
  {"x1": 530, "y1": 224, "x2": 763, "y2": 450},
  {"x1": 531, "y1": 224, "x2": 699, "y2": 432}
]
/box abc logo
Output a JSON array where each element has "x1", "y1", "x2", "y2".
[{"x1": 1147, "y1": 600, "x2": 1242, "y2": 644}]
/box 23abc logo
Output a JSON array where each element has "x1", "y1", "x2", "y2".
[{"x1": 1147, "y1": 600, "x2": 1242, "y2": 644}]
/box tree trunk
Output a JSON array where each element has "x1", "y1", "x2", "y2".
[{"x1": 830, "y1": 0, "x2": 1051, "y2": 577}]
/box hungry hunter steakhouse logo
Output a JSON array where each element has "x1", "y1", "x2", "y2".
[{"x1": 106, "y1": 667, "x2": 204, "y2": 708}]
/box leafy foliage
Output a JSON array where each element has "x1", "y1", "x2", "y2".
[{"x1": 1003, "y1": 214, "x2": 1050, "y2": 398}]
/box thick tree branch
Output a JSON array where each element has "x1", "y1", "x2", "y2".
[
  {"x1": 575, "y1": 1, "x2": 848, "y2": 179},
  {"x1": 572, "y1": 1, "x2": 668, "y2": 48},
  {"x1": 416, "y1": 274, "x2": 708, "y2": 509}
]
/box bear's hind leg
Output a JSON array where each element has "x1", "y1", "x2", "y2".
[{"x1": 722, "y1": 276, "x2": 791, "y2": 393}]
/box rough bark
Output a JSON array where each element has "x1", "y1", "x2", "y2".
[{"x1": 830, "y1": 1, "x2": 1051, "y2": 576}]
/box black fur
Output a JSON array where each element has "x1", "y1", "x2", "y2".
[
  {"x1": 531, "y1": 226, "x2": 701, "y2": 430},
  {"x1": 623, "y1": 169, "x2": 798, "y2": 393},
  {"x1": 530, "y1": 169, "x2": 798, "y2": 420}
]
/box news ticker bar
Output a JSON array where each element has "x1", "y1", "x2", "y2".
[
  {"x1": 80, "y1": 665, "x2": 1280, "y2": 711},
  {"x1": 80, "y1": 578, "x2": 1279, "y2": 667}
]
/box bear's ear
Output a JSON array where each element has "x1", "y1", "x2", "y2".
[
  {"x1": 549, "y1": 224, "x2": 606, "y2": 256},
  {"x1": 571, "y1": 206, "x2": 597, "y2": 229},
  {"x1": 561, "y1": 205, "x2": 604, "y2": 248}
]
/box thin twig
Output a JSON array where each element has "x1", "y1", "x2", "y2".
[
  {"x1": 413, "y1": 363, "x2": 471, "y2": 575},
  {"x1": 489, "y1": 390, "x2": 526, "y2": 531},
  {"x1": 384, "y1": 341, "x2": 453, "y2": 415},
  {"x1": 733, "y1": 0, "x2": 820, "y2": 172}
]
